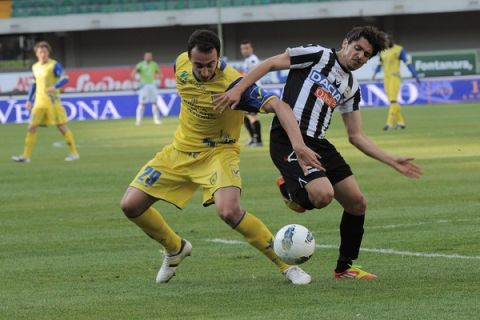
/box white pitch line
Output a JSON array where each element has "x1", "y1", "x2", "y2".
[
  {"x1": 206, "y1": 238, "x2": 480, "y2": 260},
  {"x1": 368, "y1": 217, "x2": 480, "y2": 230}
]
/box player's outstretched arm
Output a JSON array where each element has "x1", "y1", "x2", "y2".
[
  {"x1": 213, "y1": 52, "x2": 290, "y2": 111},
  {"x1": 342, "y1": 111, "x2": 422, "y2": 178},
  {"x1": 263, "y1": 97, "x2": 324, "y2": 174}
]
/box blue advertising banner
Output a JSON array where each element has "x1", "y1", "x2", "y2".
[{"x1": 1, "y1": 76, "x2": 479, "y2": 124}]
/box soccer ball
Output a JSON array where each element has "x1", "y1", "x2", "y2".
[{"x1": 273, "y1": 224, "x2": 315, "y2": 265}]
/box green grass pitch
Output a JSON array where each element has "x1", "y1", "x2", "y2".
[{"x1": 1, "y1": 103, "x2": 479, "y2": 319}]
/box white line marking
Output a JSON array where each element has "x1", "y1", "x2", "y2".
[
  {"x1": 206, "y1": 239, "x2": 480, "y2": 260},
  {"x1": 368, "y1": 217, "x2": 480, "y2": 230}
]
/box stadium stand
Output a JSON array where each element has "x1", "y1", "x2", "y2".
[
  {"x1": 0, "y1": 0, "x2": 12, "y2": 19},
  {"x1": 11, "y1": 0, "x2": 327, "y2": 17}
]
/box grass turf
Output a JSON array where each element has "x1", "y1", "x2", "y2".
[{"x1": 1, "y1": 103, "x2": 479, "y2": 319}]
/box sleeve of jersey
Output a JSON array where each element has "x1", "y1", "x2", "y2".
[
  {"x1": 227, "y1": 78, "x2": 275, "y2": 113},
  {"x1": 287, "y1": 45, "x2": 324, "y2": 69},
  {"x1": 53, "y1": 63, "x2": 69, "y2": 88},
  {"x1": 338, "y1": 89, "x2": 361, "y2": 114},
  {"x1": 27, "y1": 83, "x2": 36, "y2": 103},
  {"x1": 399, "y1": 49, "x2": 419, "y2": 78}
]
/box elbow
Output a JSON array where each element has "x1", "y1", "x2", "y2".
[
  {"x1": 348, "y1": 134, "x2": 361, "y2": 147},
  {"x1": 263, "y1": 97, "x2": 280, "y2": 114}
]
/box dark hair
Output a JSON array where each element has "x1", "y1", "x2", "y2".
[
  {"x1": 187, "y1": 29, "x2": 221, "y2": 56},
  {"x1": 345, "y1": 26, "x2": 388, "y2": 57},
  {"x1": 385, "y1": 33, "x2": 395, "y2": 48},
  {"x1": 34, "y1": 41, "x2": 52, "y2": 54},
  {"x1": 240, "y1": 40, "x2": 252, "y2": 45}
]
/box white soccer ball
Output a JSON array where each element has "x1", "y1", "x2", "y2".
[{"x1": 273, "y1": 224, "x2": 315, "y2": 265}]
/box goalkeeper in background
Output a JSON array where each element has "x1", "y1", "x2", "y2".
[
  {"x1": 12, "y1": 41, "x2": 79, "y2": 163},
  {"x1": 373, "y1": 34, "x2": 420, "y2": 131},
  {"x1": 132, "y1": 52, "x2": 163, "y2": 125}
]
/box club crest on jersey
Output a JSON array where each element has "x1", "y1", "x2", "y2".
[
  {"x1": 178, "y1": 71, "x2": 189, "y2": 85},
  {"x1": 309, "y1": 70, "x2": 343, "y2": 107}
]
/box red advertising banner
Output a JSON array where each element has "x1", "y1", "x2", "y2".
[
  {"x1": 63, "y1": 66, "x2": 176, "y2": 92},
  {"x1": 0, "y1": 65, "x2": 176, "y2": 94}
]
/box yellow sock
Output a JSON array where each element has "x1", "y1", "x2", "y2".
[
  {"x1": 63, "y1": 129, "x2": 79, "y2": 155},
  {"x1": 392, "y1": 103, "x2": 405, "y2": 125},
  {"x1": 23, "y1": 131, "x2": 37, "y2": 159},
  {"x1": 386, "y1": 104, "x2": 396, "y2": 127},
  {"x1": 130, "y1": 207, "x2": 182, "y2": 253},
  {"x1": 234, "y1": 212, "x2": 290, "y2": 272}
]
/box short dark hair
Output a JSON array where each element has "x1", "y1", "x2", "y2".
[
  {"x1": 34, "y1": 41, "x2": 52, "y2": 54},
  {"x1": 345, "y1": 26, "x2": 388, "y2": 57},
  {"x1": 240, "y1": 40, "x2": 252, "y2": 45},
  {"x1": 187, "y1": 29, "x2": 221, "y2": 56}
]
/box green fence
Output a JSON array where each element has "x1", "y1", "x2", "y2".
[{"x1": 12, "y1": 0, "x2": 336, "y2": 17}]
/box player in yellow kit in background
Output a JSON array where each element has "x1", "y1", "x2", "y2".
[
  {"x1": 12, "y1": 41, "x2": 79, "y2": 163},
  {"x1": 373, "y1": 35, "x2": 420, "y2": 131},
  {"x1": 120, "y1": 29, "x2": 322, "y2": 285}
]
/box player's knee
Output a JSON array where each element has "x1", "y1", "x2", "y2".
[
  {"x1": 120, "y1": 197, "x2": 140, "y2": 218},
  {"x1": 309, "y1": 191, "x2": 334, "y2": 209},
  {"x1": 216, "y1": 205, "x2": 243, "y2": 226},
  {"x1": 345, "y1": 194, "x2": 367, "y2": 215}
]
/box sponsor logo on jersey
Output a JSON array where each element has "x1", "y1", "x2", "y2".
[
  {"x1": 314, "y1": 87, "x2": 337, "y2": 108},
  {"x1": 309, "y1": 70, "x2": 343, "y2": 106}
]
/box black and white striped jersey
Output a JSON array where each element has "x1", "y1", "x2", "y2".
[{"x1": 272, "y1": 45, "x2": 361, "y2": 140}]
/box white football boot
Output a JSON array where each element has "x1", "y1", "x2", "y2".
[
  {"x1": 65, "y1": 153, "x2": 80, "y2": 161},
  {"x1": 283, "y1": 265, "x2": 312, "y2": 285},
  {"x1": 156, "y1": 239, "x2": 192, "y2": 283},
  {"x1": 12, "y1": 155, "x2": 31, "y2": 163}
]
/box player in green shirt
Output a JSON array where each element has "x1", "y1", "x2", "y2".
[{"x1": 131, "y1": 52, "x2": 163, "y2": 125}]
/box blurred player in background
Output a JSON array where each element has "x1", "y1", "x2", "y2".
[
  {"x1": 373, "y1": 34, "x2": 420, "y2": 130},
  {"x1": 132, "y1": 52, "x2": 163, "y2": 125},
  {"x1": 214, "y1": 26, "x2": 422, "y2": 280},
  {"x1": 240, "y1": 40, "x2": 263, "y2": 146},
  {"x1": 12, "y1": 41, "x2": 79, "y2": 163},
  {"x1": 121, "y1": 29, "x2": 322, "y2": 285}
]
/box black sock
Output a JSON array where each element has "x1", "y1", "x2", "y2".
[
  {"x1": 336, "y1": 211, "x2": 365, "y2": 272},
  {"x1": 244, "y1": 117, "x2": 255, "y2": 139},
  {"x1": 291, "y1": 188, "x2": 315, "y2": 210},
  {"x1": 252, "y1": 120, "x2": 262, "y2": 143}
]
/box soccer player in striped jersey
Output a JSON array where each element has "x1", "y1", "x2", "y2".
[
  {"x1": 214, "y1": 26, "x2": 422, "y2": 280},
  {"x1": 373, "y1": 35, "x2": 420, "y2": 130},
  {"x1": 240, "y1": 40, "x2": 263, "y2": 147},
  {"x1": 120, "y1": 30, "x2": 322, "y2": 285},
  {"x1": 12, "y1": 41, "x2": 79, "y2": 163}
]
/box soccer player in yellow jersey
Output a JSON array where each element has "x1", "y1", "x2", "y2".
[
  {"x1": 373, "y1": 35, "x2": 420, "y2": 131},
  {"x1": 12, "y1": 41, "x2": 79, "y2": 163},
  {"x1": 120, "y1": 30, "x2": 322, "y2": 285}
]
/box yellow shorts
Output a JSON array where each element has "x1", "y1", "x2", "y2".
[
  {"x1": 384, "y1": 75, "x2": 401, "y2": 102},
  {"x1": 129, "y1": 144, "x2": 242, "y2": 208},
  {"x1": 30, "y1": 102, "x2": 68, "y2": 126}
]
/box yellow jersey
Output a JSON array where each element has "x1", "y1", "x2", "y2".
[
  {"x1": 172, "y1": 52, "x2": 274, "y2": 152},
  {"x1": 379, "y1": 44, "x2": 404, "y2": 77},
  {"x1": 31, "y1": 59, "x2": 65, "y2": 108}
]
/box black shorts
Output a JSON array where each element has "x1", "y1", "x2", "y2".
[{"x1": 270, "y1": 132, "x2": 353, "y2": 195}]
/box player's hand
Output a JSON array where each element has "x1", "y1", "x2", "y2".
[
  {"x1": 212, "y1": 88, "x2": 242, "y2": 113},
  {"x1": 416, "y1": 77, "x2": 421, "y2": 85},
  {"x1": 25, "y1": 101, "x2": 33, "y2": 111},
  {"x1": 46, "y1": 86, "x2": 55, "y2": 94},
  {"x1": 393, "y1": 157, "x2": 422, "y2": 178},
  {"x1": 293, "y1": 144, "x2": 325, "y2": 175}
]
